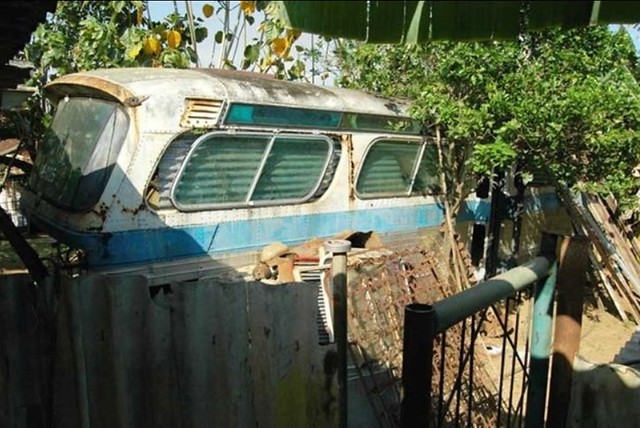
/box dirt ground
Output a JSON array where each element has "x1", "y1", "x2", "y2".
[
  {"x1": 579, "y1": 301, "x2": 637, "y2": 364},
  {"x1": 479, "y1": 293, "x2": 637, "y2": 367}
]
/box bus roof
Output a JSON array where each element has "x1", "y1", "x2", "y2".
[{"x1": 46, "y1": 67, "x2": 414, "y2": 119}]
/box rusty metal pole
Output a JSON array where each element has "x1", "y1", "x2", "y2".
[
  {"x1": 547, "y1": 236, "x2": 589, "y2": 428},
  {"x1": 324, "y1": 239, "x2": 351, "y2": 428}
]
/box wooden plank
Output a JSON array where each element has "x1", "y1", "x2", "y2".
[
  {"x1": 585, "y1": 194, "x2": 640, "y2": 290},
  {"x1": 590, "y1": 253, "x2": 629, "y2": 322},
  {"x1": 556, "y1": 190, "x2": 640, "y2": 324},
  {"x1": 602, "y1": 193, "x2": 640, "y2": 257},
  {"x1": 168, "y1": 279, "x2": 255, "y2": 428},
  {"x1": 248, "y1": 282, "x2": 338, "y2": 427}
]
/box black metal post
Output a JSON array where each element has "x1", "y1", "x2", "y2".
[
  {"x1": 485, "y1": 170, "x2": 506, "y2": 279},
  {"x1": 401, "y1": 303, "x2": 436, "y2": 428}
]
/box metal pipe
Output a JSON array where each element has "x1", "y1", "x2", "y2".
[
  {"x1": 324, "y1": 239, "x2": 351, "y2": 428},
  {"x1": 525, "y1": 262, "x2": 557, "y2": 428},
  {"x1": 547, "y1": 236, "x2": 589, "y2": 428},
  {"x1": 401, "y1": 303, "x2": 435, "y2": 428},
  {"x1": 433, "y1": 256, "x2": 552, "y2": 333}
]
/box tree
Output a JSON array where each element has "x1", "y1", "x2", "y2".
[{"x1": 335, "y1": 26, "x2": 640, "y2": 220}]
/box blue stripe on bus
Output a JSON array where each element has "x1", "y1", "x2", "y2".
[
  {"x1": 30, "y1": 192, "x2": 558, "y2": 268},
  {"x1": 82, "y1": 192, "x2": 559, "y2": 267},
  {"x1": 93, "y1": 203, "x2": 448, "y2": 266}
]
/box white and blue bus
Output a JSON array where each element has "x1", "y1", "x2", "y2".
[{"x1": 20, "y1": 68, "x2": 567, "y2": 279}]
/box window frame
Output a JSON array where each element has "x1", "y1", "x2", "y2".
[
  {"x1": 355, "y1": 136, "x2": 440, "y2": 200},
  {"x1": 170, "y1": 131, "x2": 336, "y2": 212},
  {"x1": 29, "y1": 96, "x2": 130, "y2": 212}
]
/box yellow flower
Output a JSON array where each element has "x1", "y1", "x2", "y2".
[
  {"x1": 167, "y1": 30, "x2": 182, "y2": 49},
  {"x1": 271, "y1": 38, "x2": 287, "y2": 58},
  {"x1": 202, "y1": 3, "x2": 214, "y2": 18},
  {"x1": 143, "y1": 36, "x2": 160, "y2": 56},
  {"x1": 136, "y1": 5, "x2": 144, "y2": 25},
  {"x1": 240, "y1": 1, "x2": 256, "y2": 15},
  {"x1": 128, "y1": 44, "x2": 142, "y2": 59}
]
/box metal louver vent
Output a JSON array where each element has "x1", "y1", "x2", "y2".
[
  {"x1": 155, "y1": 136, "x2": 196, "y2": 209},
  {"x1": 180, "y1": 98, "x2": 224, "y2": 128}
]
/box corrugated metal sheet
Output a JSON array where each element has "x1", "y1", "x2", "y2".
[{"x1": 0, "y1": 273, "x2": 338, "y2": 427}]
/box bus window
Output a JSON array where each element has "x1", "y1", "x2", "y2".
[
  {"x1": 413, "y1": 144, "x2": 442, "y2": 195},
  {"x1": 356, "y1": 139, "x2": 440, "y2": 198},
  {"x1": 28, "y1": 97, "x2": 129, "y2": 211},
  {"x1": 171, "y1": 133, "x2": 336, "y2": 211}
]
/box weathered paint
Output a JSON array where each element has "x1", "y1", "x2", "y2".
[
  {"x1": 21, "y1": 66, "x2": 569, "y2": 279},
  {"x1": 25, "y1": 192, "x2": 561, "y2": 270}
]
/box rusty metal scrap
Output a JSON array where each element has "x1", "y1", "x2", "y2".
[{"x1": 345, "y1": 238, "x2": 501, "y2": 427}]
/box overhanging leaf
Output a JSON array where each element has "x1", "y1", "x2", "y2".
[
  {"x1": 367, "y1": 1, "x2": 419, "y2": 44},
  {"x1": 278, "y1": 1, "x2": 367, "y2": 40},
  {"x1": 431, "y1": 1, "x2": 521, "y2": 41}
]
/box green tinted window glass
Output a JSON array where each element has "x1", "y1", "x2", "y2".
[
  {"x1": 356, "y1": 140, "x2": 421, "y2": 197},
  {"x1": 174, "y1": 135, "x2": 269, "y2": 205},
  {"x1": 172, "y1": 134, "x2": 334, "y2": 210},
  {"x1": 226, "y1": 103, "x2": 342, "y2": 128},
  {"x1": 29, "y1": 97, "x2": 128, "y2": 211},
  {"x1": 253, "y1": 137, "x2": 330, "y2": 201},
  {"x1": 341, "y1": 113, "x2": 422, "y2": 134},
  {"x1": 414, "y1": 144, "x2": 441, "y2": 195}
]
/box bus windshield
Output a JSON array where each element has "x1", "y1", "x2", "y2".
[{"x1": 29, "y1": 97, "x2": 128, "y2": 211}]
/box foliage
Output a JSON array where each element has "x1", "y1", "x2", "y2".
[
  {"x1": 13, "y1": 1, "x2": 205, "y2": 159},
  {"x1": 204, "y1": 1, "x2": 335, "y2": 82},
  {"x1": 335, "y1": 26, "x2": 640, "y2": 216},
  {"x1": 24, "y1": 1, "x2": 205, "y2": 82}
]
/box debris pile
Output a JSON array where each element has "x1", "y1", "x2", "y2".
[{"x1": 558, "y1": 187, "x2": 640, "y2": 324}]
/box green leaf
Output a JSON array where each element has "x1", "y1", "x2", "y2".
[
  {"x1": 243, "y1": 44, "x2": 260, "y2": 63},
  {"x1": 195, "y1": 27, "x2": 208, "y2": 43}
]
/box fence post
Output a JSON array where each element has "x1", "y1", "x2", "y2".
[
  {"x1": 546, "y1": 236, "x2": 589, "y2": 428},
  {"x1": 401, "y1": 303, "x2": 436, "y2": 428},
  {"x1": 324, "y1": 239, "x2": 351, "y2": 428},
  {"x1": 525, "y1": 233, "x2": 558, "y2": 428}
]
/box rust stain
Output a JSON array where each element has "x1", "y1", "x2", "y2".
[
  {"x1": 45, "y1": 74, "x2": 136, "y2": 105},
  {"x1": 343, "y1": 135, "x2": 355, "y2": 203},
  {"x1": 92, "y1": 202, "x2": 109, "y2": 222},
  {"x1": 121, "y1": 204, "x2": 147, "y2": 216}
]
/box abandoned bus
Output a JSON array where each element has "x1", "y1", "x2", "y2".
[{"x1": 19, "y1": 68, "x2": 565, "y2": 279}]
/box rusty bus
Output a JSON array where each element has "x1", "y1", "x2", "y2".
[{"x1": 19, "y1": 68, "x2": 564, "y2": 281}]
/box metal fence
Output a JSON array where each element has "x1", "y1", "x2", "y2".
[{"x1": 400, "y1": 238, "x2": 558, "y2": 428}]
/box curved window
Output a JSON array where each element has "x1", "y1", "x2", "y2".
[
  {"x1": 171, "y1": 133, "x2": 336, "y2": 210},
  {"x1": 356, "y1": 139, "x2": 441, "y2": 198},
  {"x1": 28, "y1": 97, "x2": 129, "y2": 211}
]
